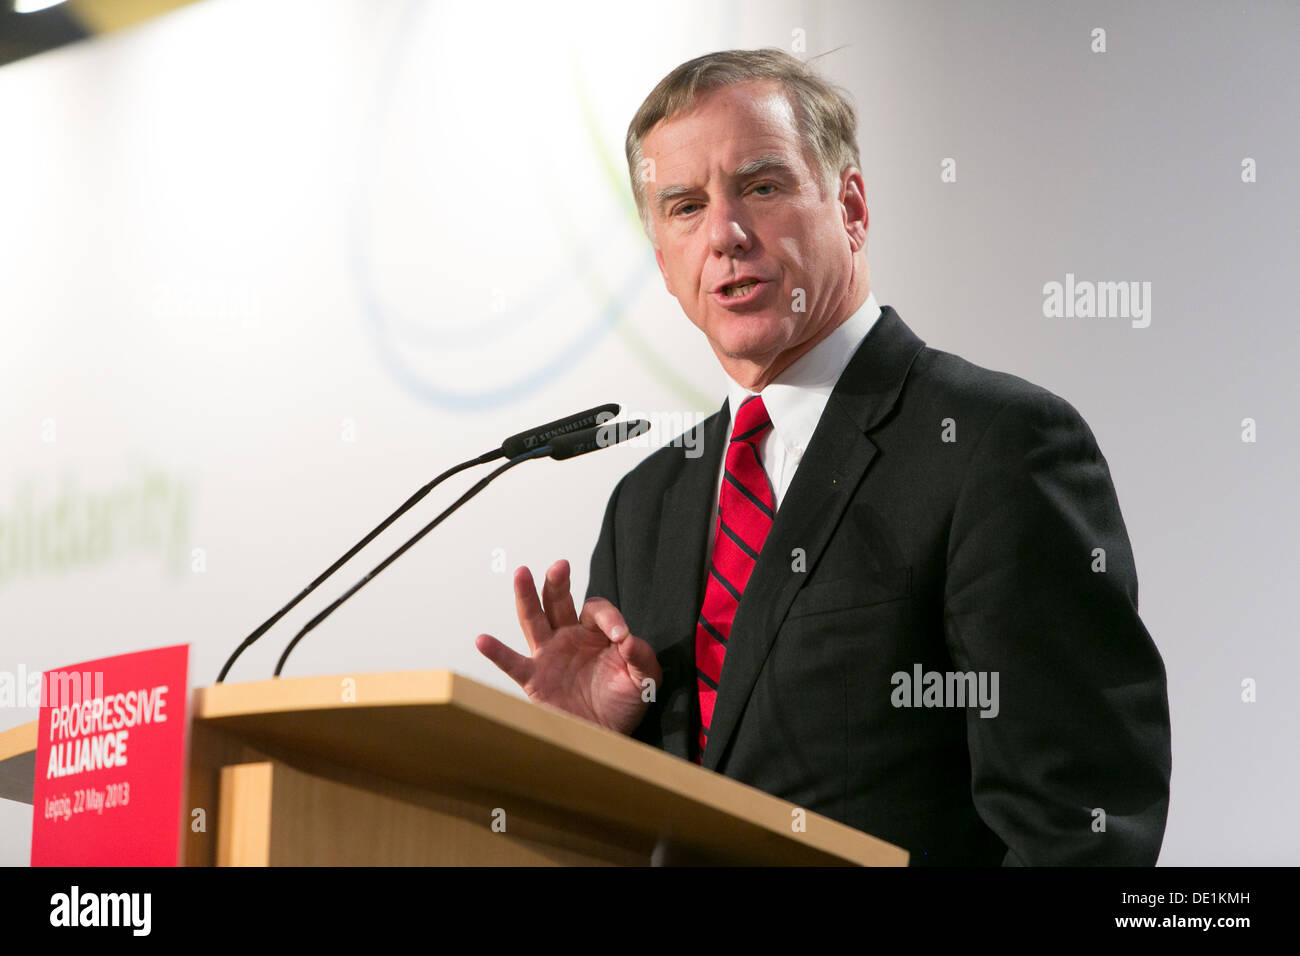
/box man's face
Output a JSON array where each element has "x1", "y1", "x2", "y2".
[{"x1": 642, "y1": 80, "x2": 867, "y2": 384}]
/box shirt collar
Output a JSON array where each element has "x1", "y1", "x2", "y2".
[{"x1": 724, "y1": 290, "x2": 881, "y2": 453}]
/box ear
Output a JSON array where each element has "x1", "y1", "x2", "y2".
[
  {"x1": 654, "y1": 246, "x2": 675, "y2": 295},
  {"x1": 839, "y1": 168, "x2": 869, "y2": 252}
]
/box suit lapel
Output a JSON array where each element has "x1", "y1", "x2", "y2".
[
  {"x1": 702, "y1": 305, "x2": 927, "y2": 771},
  {"x1": 644, "y1": 405, "x2": 730, "y2": 761}
]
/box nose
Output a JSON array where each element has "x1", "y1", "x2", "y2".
[{"x1": 706, "y1": 195, "x2": 751, "y2": 258}]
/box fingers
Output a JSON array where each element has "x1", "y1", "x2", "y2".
[
  {"x1": 579, "y1": 596, "x2": 629, "y2": 644},
  {"x1": 614, "y1": 631, "x2": 664, "y2": 690},
  {"x1": 579, "y1": 597, "x2": 662, "y2": 692},
  {"x1": 475, "y1": 633, "x2": 535, "y2": 688},
  {"x1": 541, "y1": 559, "x2": 579, "y2": 631},
  {"x1": 512, "y1": 566, "x2": 551, "y2": 654}
]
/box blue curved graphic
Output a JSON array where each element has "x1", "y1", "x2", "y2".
[{"x1": 347, "y1": 0, "x2": 656, "y2": 411}]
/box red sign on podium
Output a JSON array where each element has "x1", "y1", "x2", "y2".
[{"x1": 30, "y1": 644, "x2": 190, "y2": 866}]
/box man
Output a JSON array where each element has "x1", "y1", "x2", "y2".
[{"x1": 476, "y1": 49, "x2": 1172, "y2": 865}]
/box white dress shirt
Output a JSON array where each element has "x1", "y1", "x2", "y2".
[{"x1": 706, "y1": 290, "x2": 882, "y2": 563}]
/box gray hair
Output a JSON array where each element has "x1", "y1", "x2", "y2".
[{"x1": 625, "y1": 48, "x2": 861, "y2": 245}]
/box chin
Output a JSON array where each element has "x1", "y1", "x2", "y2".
[
  {"x1": 710, "y1": 317, "x2": 788, "y2": 358},
  {"x1": 715, "y1": 336, "x2": 786, "y2": 365}
]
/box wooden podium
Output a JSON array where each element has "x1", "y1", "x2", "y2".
[{"x1": 0, "y1": 670, "x2": 907, "y2": 866}]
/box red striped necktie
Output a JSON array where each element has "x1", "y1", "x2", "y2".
[{"x1": 695, "y1": 394, "x2": 776, "y2": 764}]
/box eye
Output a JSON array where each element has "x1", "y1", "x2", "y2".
[
  {"x1": 673, "y1": 202, "x2": 701, "y2": 217},
  {"x1": 750, "y1": 183, "x2": 777, "y2": 196}
]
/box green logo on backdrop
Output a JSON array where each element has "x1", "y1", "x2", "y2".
[{"x1": 0, "y1": 468, "x2": 192, "y2": 591}]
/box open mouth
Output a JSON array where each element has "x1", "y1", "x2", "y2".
[{"x1": 721, "y1": 280, "x2": 760, "y2": 298}]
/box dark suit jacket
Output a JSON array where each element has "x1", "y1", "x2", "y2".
[{"x1": 584, "y1": 305, "x2": 1172, "y2": 866}]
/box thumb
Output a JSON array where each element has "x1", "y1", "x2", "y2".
[{"x1": 610, "y1": 627, "x2": 662, "y2": 688}]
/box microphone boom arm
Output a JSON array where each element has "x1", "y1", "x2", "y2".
[
  {"x1": 272, "y1": 445, "x2": 550, "y2": 678},
  {"x1": 214, "y1": 447, "x2": 500, "y2": 683}
]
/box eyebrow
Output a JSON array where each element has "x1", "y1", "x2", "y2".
[
  {"x1": 734, "y1": 154, "x2": 795, "y2": 178},
  {"x1": 653, "y1": 154, "x2": 796, "y2": 214}
]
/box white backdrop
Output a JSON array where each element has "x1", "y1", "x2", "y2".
[{"x1": 2, "y1": 0, "x2": 1297, "y2": 865}]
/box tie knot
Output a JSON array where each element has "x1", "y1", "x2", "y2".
[{"x1": 732, "y1": 394, "x2": 771, "y2": 442}]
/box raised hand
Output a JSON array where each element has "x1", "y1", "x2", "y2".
[{"x1": 475, "y1": 559, "x2": 661, "y2": 736}]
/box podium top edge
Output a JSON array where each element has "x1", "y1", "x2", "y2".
[
  {"x1": 195, "y1": 669, "x2": 461, "y2": 720},
  {"x1": 1, "y1": 670, "x2": 467, "y2": 757},
  {"x1": 0, "y1": 721, "x2": 37, "y2": 763}
]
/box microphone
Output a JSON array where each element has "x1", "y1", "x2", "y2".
[
  {"x1": 550, "y1": 418, "x2": 651, "y2": 460},
  {"x1": 500, "y1": 405, "x2": 619, "y2": 457},
  {"x1": 214, "y1": 403, "x2": 619, "y2": 683},
  {"x1": 271, "y1": 419, "x2": 651, "y2": 678}
]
